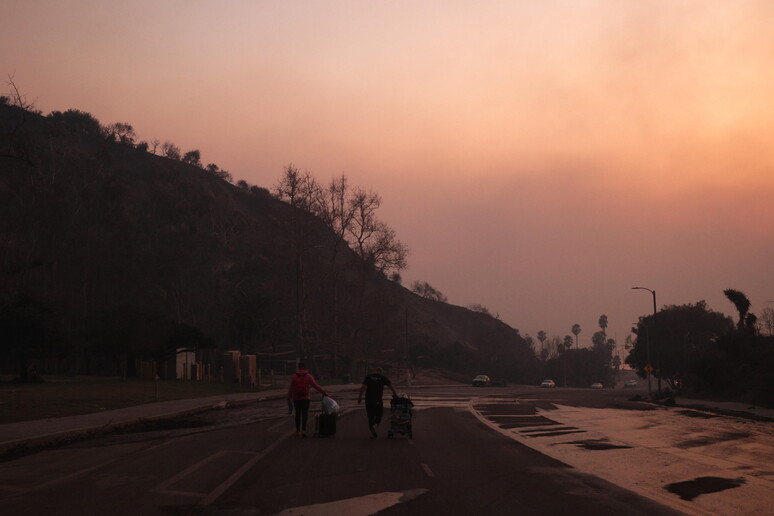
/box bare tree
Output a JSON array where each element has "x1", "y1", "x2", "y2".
[
  {"x1": 161, "y1": 141, "x2": 181, "y2": 160},
  {"x1": 0, "y1": 75, "x2": 37, "y2": 165},
  {"x1": 759, "y1": 307, "x2": 774, "y2": 336},
  {"x1": 347, "y1": 188, "x2": 408, "y2": 275},
  {"x1": 104, "y1": 122, "x2": 136, "y2": 144},
  {"x1": 273, "y1": 164, "x2": 321, "y2": 213}
]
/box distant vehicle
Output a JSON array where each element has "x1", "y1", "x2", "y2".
[
  {"x1": 623, "y1": 379, "x2": 638, "y2": 388},
  {"x1": 591, "y1": 382, "x2": 603, "y2": 389},
  {"x1": 540, "y1": 379, "x2": 556, "y2": 388},
  {"x1": 472, "y1": 375, "x2": 491, "y2": 387},
  {"x1": 491, "y1": 377, "x2": 507, "y2": 387}
]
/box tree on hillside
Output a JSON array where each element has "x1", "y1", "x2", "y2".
[
  {"x1": 760, "y1": 307, "x2": 774, "y2": 336},
  {"x1": 562, "y1": 335, "x2": 574, "y2": 352},
  {"x1": 0, "y1": 76, "x2": 37, "y2": 165},
  {"x1": 182, "y1": 149, "x2": 202, "y2": 167},
  {"x1": 161, "y1": 141, "x2": 181, "y2": 160},
  {"x1": 411, "y1": 281, "x2": 447, "y2": 303},
  {"x1": 205, "y1": 163, "x2": 232, "y2": 182},
  {"x1": 346, "y1": 188, "x2": 408, "y2": 275},
  {"x1": 104, "y1": 122, "x2": 136, "y2": 145},
  {"x1": 47, "y1": 109, "x2": 102, "y2": 136},
  {"x1": 571, "y1": 324, "x2": 581, "y2": 349},
  {"x1": 467, "y1": 304, "x2": 491, "y2": 316}
]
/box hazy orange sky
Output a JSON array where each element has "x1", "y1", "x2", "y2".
[{"x1": 3, "y1": 1, "x2": 773, "y2": 351}]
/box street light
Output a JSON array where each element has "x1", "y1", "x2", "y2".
[{"x1": 632, "y1": 287, "x2": 656, "y2": 398}]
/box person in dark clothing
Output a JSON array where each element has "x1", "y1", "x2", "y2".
[
  {"x1": 287, "y1": 363, "x2": 329, "y2": 437},
  {"x1": 358, "y1": 367, "x2": 398, "y2": 438}
]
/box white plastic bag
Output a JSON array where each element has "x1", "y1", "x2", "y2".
[{"x1": 322, "y1": 396, "x2": 339, "y2": 415}]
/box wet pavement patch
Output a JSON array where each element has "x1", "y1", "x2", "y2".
[
  {"x1": 676, "y1": 409, "x2": 716, "y2": 419},
  {"x1": 567, "y1": 439, "x2": 631, "y2": 450},
  {"x1": 490, "y1": 415, "x2": 554, "y2": 426},
  {"x1": 664, "y1": 476, "x2": 745, "y2": 501},
  {"x1": 530, "y1": 430, "x2": 586, "y2": 438},
  {"x1": 474, "y1": 404, "x2": 536, "y2": 415}
]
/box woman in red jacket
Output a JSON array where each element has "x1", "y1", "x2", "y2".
[{"x1": 287, "y1": 363, "x2": 329, "y2": 437}]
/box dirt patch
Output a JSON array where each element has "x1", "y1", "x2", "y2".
[{"x1": 664, "y1": 476, "x2": 745, "y2": 501}]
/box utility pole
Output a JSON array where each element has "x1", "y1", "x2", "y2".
[{"x1": 632, "y1": 287, "x2": 657, "y2": 398}]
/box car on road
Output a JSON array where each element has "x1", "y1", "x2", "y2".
[
  {"x1": 623, "y1": 379, "x2": 638, "y2": 388},
  {"x1": 540, "y1": 379, "x2": 556, "y2": 388},
  {"x1": 472, "y1": 375, "x2": 491, "y2": 387},
  {"x1": 591, "y1": 382, "x2": 603, "y2": 389}
]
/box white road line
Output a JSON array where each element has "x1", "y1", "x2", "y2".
[
  {"x1": 421, "y1": 463, "x2": 435, "y2": 478},
  {"x1": 153, "y1": 449, "x2": 230, "y2": 495},
  {"x1": 199, "y1": 432, "x2": 292, "y2": 506},
  {"x1": 268, "y1": 419, "x2": 289, "y2": 432},
  {"x1": 272, "y1": 488, "x2": 429, "y2": 516}
]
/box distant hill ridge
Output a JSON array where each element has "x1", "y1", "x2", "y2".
[{"x1": 0, "y1": 103, "x2": 540, "y2": 382}]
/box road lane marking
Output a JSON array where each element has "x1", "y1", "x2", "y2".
[
  {"x1": 421, "y1": 463, "x2": 435, "y2": 477},
  {"x1": 153, "y1": 449, "x2": 230, "y2": 496},
  {"x1": 272, "y1": 488, "x2": 429, "y2": 516},
  {"x1": 268, "y1": 419, "x2": 289, "y2": 432},
  {"x1": 199, "y1": 433, "x2": 292, "y2": 506}
]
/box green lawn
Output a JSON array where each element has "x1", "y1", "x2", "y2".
[{"x1": 0, "y1": 376, "x2": 270, "y2": 424}]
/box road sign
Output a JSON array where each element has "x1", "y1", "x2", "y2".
[{"x1": 644, "y1": 364, "x2": 653, "y2": 373}]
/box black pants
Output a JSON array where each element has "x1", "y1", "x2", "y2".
[
  {"x1": 365, "y1": 401, "x2": 384, "y2": 427},
  {"x1": 293, "y1": 399, "x2": 310, "y2": 432}
]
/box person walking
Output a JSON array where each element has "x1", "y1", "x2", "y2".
[
  {"x1": 358, "y1": 366, "x2": 398, "y2": 438},
  {"x1": 287, "y1": 363, "x2": 330, "y2": 437}
]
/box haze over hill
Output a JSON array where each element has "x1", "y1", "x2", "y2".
[{"x1": 2, "y1": 2, "x2": 773, "y2": 350}]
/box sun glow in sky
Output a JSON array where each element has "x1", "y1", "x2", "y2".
[{"x1": 3, "y1": 1, "x2": 773, "y2": 347}]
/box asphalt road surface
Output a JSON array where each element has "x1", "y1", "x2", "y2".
[{"x1": 0, "y1": 385, "x2": 770, "y2": 515}]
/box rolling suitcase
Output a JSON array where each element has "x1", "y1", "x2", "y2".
[{"x1": 315, "y1": 413, "x2": 336, "y2": 437}]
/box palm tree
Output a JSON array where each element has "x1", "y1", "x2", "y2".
[
  {"x1": 571, "y1": 324, "x2": 581, "y2": 349},
  {"x1": 598, "y1": 314, "x2": 608, "y2": 336},
  {"x1": 537, "y1": 330, "x2": 547, "y2": 360},
  {"x1": 563, "y1": 335, "x2": 574, "y2": 352},
  {"x1": 724, "y1": 289, "x2": 751, "y2": 331}
]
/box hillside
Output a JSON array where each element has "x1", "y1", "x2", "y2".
[{"x1": 0, "y1": 103, "x2": 540, "y2": 383}]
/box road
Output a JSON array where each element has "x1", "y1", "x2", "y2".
[{"x1": 0, "y1": 385, "x2": 771, "y2": 515}]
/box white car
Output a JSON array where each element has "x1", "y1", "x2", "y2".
[
  {"x1": 623, "y1": 379, "x2": 638, "y2": 388},
  {"x1": 591, "y1": 382, "x2": 603, "y2": 389},
  {"x1": 540, "y1": 379, "x2": 556, "y2": 388}
]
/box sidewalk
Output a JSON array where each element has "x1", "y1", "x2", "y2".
[
  {"x1": 0, "y1": 383, "x2": 359, "y2": 457},
  {"x1": 671, "y1": 396, "x2": 774, "y2": 422}
]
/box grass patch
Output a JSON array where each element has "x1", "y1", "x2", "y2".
[{"x1": 0, "y1": 375, "x2": 268, "y2": 424}]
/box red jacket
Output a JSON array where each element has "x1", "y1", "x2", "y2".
[{"x1": 287, "y1": 369, "x2": 328, "y2": 402}]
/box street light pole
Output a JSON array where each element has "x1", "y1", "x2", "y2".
[{"x1": 632, "y1": 287, "x2": 656, "y2": 398}]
